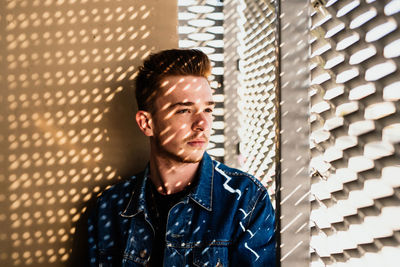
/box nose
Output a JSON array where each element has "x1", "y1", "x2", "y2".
[{"x1": 192, "y1": 112, "x2": 210, "y2": 132}]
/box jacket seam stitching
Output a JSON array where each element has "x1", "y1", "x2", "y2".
[
  {"x1": 246, "y1": 189, "x2": 263, "y2": 229},
  {"x1": 166, "y1": 240, "x2": 232, "y2": 248},
  {"x1": 122, "y1": 253, "x2": 148, "y2": 265}
]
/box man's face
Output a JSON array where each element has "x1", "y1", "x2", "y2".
[{"x1": 150, "y1": 75, "x2": 215, "y2": 163}]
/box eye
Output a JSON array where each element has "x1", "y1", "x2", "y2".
[
  {"x1": 176, "y1": 109, "x2": 190, "y2": 114},
  {"x1": 205, "y1": 108, "x2": 214, "y2": 113}
]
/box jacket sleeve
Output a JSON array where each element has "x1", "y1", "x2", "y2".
[{"x1": 230, "y1": 189, "x2": 277, "y2": 267}]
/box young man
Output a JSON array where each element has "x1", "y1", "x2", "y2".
[{"x1": 88, "y1": 49, "x2": 276, "y2": 266}]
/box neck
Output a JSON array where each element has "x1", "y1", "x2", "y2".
[{"x1": 149, "y1": 153, "x2": 201, "y2": 195}]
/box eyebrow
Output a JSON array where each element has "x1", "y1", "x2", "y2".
[{"x1": 169, "y1": 101, "x2": 215, "y2": 108}]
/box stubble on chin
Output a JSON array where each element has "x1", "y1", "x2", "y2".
[
  {"x1": 154, "y1": 136, "x2": 205, "y2": 164},
  {"x1": 180, "y1": 154, "x2": 203, "y2": 164}
]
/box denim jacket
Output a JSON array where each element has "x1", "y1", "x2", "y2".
[{"x1": 88, "y1": 152, "x2": 276, "y2": 266}]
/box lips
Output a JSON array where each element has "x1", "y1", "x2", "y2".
[{"x1": 187, "y1": 139, "x2": 208, "y2": 147}]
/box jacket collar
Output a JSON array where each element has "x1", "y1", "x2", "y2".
[
  {"x1": 120, "y1": 167, "x2": 151, "y2": 218},
  {"x1": 120, "y1": 152, "x2": 214, "y2": 217},
  {"x1": 188, "y1": 152, "x2": 213, "y2": 211}
]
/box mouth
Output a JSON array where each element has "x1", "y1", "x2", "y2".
[{"x1": 187, "y1": 139, "x2": 208, "y2": 148}]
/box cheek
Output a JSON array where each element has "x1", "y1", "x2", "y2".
[
  {"x1": 175, "y1": 123, "x2": 191, "y2": 136},
  {"x1": 159, "y1": 121, "x2": 190, "y2": 138}
]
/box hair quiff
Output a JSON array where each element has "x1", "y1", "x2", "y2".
[{"x1": 135, "y1": 49, "x2": 211, "y2": 112}]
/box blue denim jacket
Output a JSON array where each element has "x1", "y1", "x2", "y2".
[{"x1": 88, "y1": 152, "x2": 276, "y2": 266}]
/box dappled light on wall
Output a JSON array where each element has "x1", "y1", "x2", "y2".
[{"x1": 0, "y1": 0, "x2": 177, "y2": 265}]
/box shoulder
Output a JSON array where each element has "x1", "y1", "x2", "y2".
[
  {"x1": 209, "y1": 161, "x2": 270, "y2": 205},
  {"x1": 96, "y1": 172, "x2": 142, "y2": 208},
  {"x1": 212, "y1": 160, "x2": 268, "y2": 197},
  {"x1": 210, "y1": 160, "x2": 275, "y2": 227}
]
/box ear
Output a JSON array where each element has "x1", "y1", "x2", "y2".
[{"x1": 135, "y1": 111, "x2": 154, "y2": 137}]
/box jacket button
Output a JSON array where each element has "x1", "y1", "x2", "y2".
[{"x1": 140, "y1": 249, "x2": 147, "y2": 258}]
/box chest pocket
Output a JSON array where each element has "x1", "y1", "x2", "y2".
[{"x1": 193, "y1": 246, "x2": 228, "y2": 267}]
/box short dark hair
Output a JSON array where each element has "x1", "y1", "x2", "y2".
[{"x1": 135, "y1": 49, "x2": 211, "y2": 112}]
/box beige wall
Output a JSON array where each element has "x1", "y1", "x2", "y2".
[{"x1": 0, "y1": 0, "x2": 178, "y2": 266}]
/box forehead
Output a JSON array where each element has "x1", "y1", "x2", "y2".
[{"x1": 156, "y1": 75, "x2": 213, "y2": 105}]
